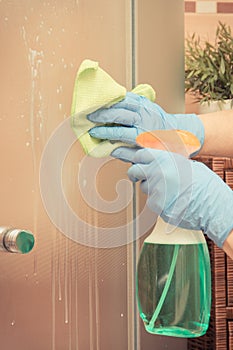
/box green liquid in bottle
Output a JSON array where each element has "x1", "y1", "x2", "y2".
[{"x1": 136, "y1": 242, "x2": 211, "y2": 338}]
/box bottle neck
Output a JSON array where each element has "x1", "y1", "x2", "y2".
[{"x1": 145, "y1": 217, "x2": 206, "y2": 245}]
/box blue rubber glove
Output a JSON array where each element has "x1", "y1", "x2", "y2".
[
  {"x1": 88, "y1": 92, "x2": 205, "y2": 156},
  {"x1": 126, "y1": 148, "x2": 233, "y2": 248}
]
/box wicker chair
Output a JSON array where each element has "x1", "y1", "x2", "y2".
[{"x1": 188, "y1": 157, "x2": 233, "y2": 350}]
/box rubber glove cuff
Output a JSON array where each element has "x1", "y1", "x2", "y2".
[{"x1": 170, "y1": 113, "x2": 205, "y2": 152}]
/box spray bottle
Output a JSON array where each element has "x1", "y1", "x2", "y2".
[{"x1": 135, "y1": 130, "x2": 211, "y2": 338}]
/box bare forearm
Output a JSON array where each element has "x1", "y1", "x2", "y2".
[
  {"x1": 198, "y1": 110, "x2": 233, "y2": 158},
  {"x1": 223, "y1": 229, "x2": 233, "y2": 260}
]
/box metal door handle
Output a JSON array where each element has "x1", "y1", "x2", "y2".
[{"x1": 0, "y1": 227, "x2": 34, "y2": 254}]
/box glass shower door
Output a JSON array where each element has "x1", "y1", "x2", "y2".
[{"x1": 0, "y1": 1, "x2": 135, "y2": 349}]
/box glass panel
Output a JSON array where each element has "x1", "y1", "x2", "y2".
[
  {"x1": 137, "y1": 0, "x2": 185, "y2": 113},
  {"x1": 136, "y1": 1, "x2": 187, "y2": 349},
  {"x1": 0, "y1": 1, "x2": 134, "y2": 349}
]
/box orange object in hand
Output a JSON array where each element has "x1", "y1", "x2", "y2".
[{"x1": 136, "y1": 129, "x2": 201, "y2": 157}]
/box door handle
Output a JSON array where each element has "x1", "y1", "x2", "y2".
[{"x1": 0, "y1": 227, "x2": 34, "y2": 254}]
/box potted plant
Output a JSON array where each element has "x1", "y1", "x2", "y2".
[{"x1": 185, "y1": 22, "x2": 233, "y2": 113}]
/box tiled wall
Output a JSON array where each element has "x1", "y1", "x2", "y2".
[
  {"x1": 184, "y1": 2, "x2": 233, "y2": 113},
  {"x1": 185, "y1": 1, "x2": 233, "y2": 13}
]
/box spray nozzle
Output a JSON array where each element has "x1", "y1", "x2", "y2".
[{"x1": 136, "y1": 129, "x2": 201, "y2": 157}]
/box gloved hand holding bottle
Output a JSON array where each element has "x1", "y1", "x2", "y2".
[{"x1": 122, "y1": 148, "x2": 233, "y2": 250}]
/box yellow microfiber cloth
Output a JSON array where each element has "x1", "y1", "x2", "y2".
[{"x1": 70, "y1": 59, "x2": 156, "y2": 157}]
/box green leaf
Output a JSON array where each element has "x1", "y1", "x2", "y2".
[
  {"x1": 187, "y1": 71, "x2": 194, "y2": 79},
  {"x1": 201, "y1": 73, "x2": 208, "y2": 81},
  {"x1": 220, "y1": 56, "x2": 225, "y2": 74}
]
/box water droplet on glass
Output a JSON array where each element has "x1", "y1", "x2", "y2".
[
  {"x1": 26, "y1": 142, "x2": 30, "y2": 147},
  {"x1": 120, "y1": 313, "x2": 124, "y2": 318},
  {"x1": 11, "y1": 320, "x2": 15, "y2": 326}
]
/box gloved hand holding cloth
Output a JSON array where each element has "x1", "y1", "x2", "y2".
[{"x1": 88, "y1": 92, "x2": 205, "y2": 158}]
